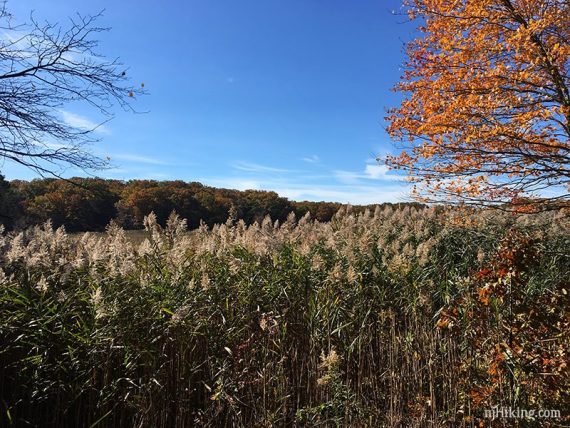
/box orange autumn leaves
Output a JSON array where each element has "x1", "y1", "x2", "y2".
[{"x1": 387, "y1": 0, "x2": 569, "y2": 209}]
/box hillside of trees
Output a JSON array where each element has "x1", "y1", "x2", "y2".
[{"x1": 0, "y1": 176, "x2": 422, "y2": 232}]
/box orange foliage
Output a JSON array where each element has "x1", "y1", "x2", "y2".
[
  {"x1": 387, "y1": 0, "x2": 569, "y2": 209},
  {"x1": 436, "y1": 229, "x2": 570, "y2": 421}
]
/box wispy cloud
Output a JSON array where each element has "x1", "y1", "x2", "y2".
[
  {"x1": 335, "y1": 162, "x2": 400, "y2": 184},
  {"x1": 1, "y1": 30, "x2": 32, "y2": 53},
  {"x1": 111, "y1": 153, "x2": 168, "y2": 165},
  {"x1": 60, "y1": 110, "x2": 110, "y2": 134},
  {"x1": 276, "y1": 185, "x2": 408, "y2": 205},
  {"x1": 136, "y1": 172, "x2": 172, "y2": 180},
  {"x1": 103, "y1": 167, "x2": 129, "y2": 174},
  {"x1": 233, "y1": 161, "x2": 293, "y2": 174},
  {"x1": 42, "y1": 141, "x2": 67, "y2": 150},
  {"x1": 106, "y1": 171, "x2": 172, "y2": 180},
  {"x1": 364, "y1": 164, "x2": 393, "y2": 179},
  {"x1": 198, "y1": 157, "x2": 410, "y2": 204},
  {"x1": 301, "y1": 155, "x2": 320, "y2": 164},
  {"x1": 201, "y1": 176, "x2": 409, "y2": 204}
]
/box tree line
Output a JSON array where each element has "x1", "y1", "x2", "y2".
[{"x1": 0, "y1": 176, "x2": 422, "y2": 232}]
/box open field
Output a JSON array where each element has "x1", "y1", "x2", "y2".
[{"x1": 1, "y1": 206, "x2": 568, "y2": 427}]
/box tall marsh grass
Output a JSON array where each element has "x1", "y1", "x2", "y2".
[{"x1": 1, "y1": 206, "x2": 568, "y2": 427}]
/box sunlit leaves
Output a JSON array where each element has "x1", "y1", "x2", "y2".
[{"x1": 387, "y1": 0, "x2": 570, "y2": 209}]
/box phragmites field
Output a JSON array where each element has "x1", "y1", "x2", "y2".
[{"x1": 1, "y1": 206, "x2": 568, "y2": 427}]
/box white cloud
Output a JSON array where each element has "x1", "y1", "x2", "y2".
[
  {"x1": 275, "y1": 185, "x2": 409, "y2": 205},
  {"x1": 1, "y1": 30, "x2": 31, "y2": 53},
  {"x1": 335, "y1": 162, "x2": 401, "y2": 184},
  {"x1": 334, "y1": 170, "x2": 361, "y2": 184},
  {"x1": 301, "y1": 155, "x2": 320, "y2": 164},
  {"x1": 138, "y1": 172, "x2": 171, "y2": 180},
  {"x1": 233, "y1": 161, "x2": 293, "y2": 174},
  {"x1": 364, "y1": 164, "x2": 392, "y2": 179},
  {"x1": 42, "y1": 141, "x2": 67, "y2": 150},
  {"x1": 103, "y1": 168, "x2": 174, "y2": 181},
  {"x1": 202, "y1": 162, "x2": 410, "y2": 204},
  {"x1": 101, "y1": 167, "x2": 129, "y2": 175},
  {"x1": 111, "y1": 153, "x2": 168, "y2": 165},
  {"x1": 201, "y1": 175, "x2": 409, "y2": 204},
  {"x1": 199, "y1": 158, "x2": 410, "y2": 204},
  {"x1": 60, "y1": 110, "x2": 110, "y2": 134}
]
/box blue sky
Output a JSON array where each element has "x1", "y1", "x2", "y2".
[{"x1": 3, "y1": 0, "x2": 417, "y2": 204}]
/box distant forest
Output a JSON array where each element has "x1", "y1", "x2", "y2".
[{"x1": 0, "y1": 176, "x2": 422, "y2": 232}]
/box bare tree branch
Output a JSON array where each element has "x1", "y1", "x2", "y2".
[{"x1": 0, "y1": 4, "x2": 145, "y2": 178}]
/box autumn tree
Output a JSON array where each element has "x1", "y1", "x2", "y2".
[
  {"x1": 386, "y1": 0, "x2": 569, "y2": 210},
  {"x1": 23, "y1": 178, "x2": 119, "y2": 231},
  {"x1": 0, "y1": 5, "x2": 143, "y2": 177}
]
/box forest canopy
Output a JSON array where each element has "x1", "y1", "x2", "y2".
[{"x1": 0, "y1": 176, "x2": 421, "y2": 232}]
